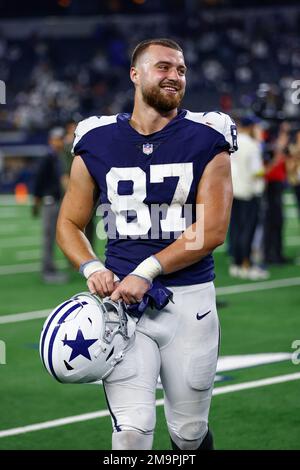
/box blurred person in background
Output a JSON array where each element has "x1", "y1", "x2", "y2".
[
  {"x1": 263, "y1": 122, "x2": 289, "y2": 265},
  {"x1": 287, "y1": 130, "x2": 300, "y2": 219},
  {"x1": 0, "y1": 148, "x2": 3, "y2": 173},
  {"x1": 32, "y1": 127, "x2": 68, "y2": 283},
  {"x1": 229, "y1": 116, "x2": 268, "y2": 279},
  {"x1": 61, "y1": 120, "x2": 77, "y2": 174}
]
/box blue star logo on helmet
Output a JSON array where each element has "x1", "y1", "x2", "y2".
[
  {"x1": 40, "y1": 293, "x2": 136, "y2": 383},
  {"x1": 62, "y1": 329, "x2": 98, "y2": 361}
]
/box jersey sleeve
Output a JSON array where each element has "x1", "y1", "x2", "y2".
[
  {"x1": 71, "y1": 114, "x2": 117, "y2": 158},
  {"x1": 71, "y1": 116, "x2": 99, "y2": 157},
  {"x1": 203, "y1": 111, "x2": 238, "y2": 157}
]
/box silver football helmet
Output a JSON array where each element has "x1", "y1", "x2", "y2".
[{"x1": 39, "y1": 292, "x2": 136, "y2": 384}]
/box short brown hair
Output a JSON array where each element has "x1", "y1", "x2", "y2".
[{"x1": 131, "y1": 38, "x2": 183, "y2": 67}]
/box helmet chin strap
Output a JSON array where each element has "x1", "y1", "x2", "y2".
[{"x1": 93, "y1": 340, "x2": 108, "y2": 358}]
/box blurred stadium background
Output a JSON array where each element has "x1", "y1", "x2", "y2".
[{"x1": 0, "y1": 0, "x2": 300, "y2": 450}]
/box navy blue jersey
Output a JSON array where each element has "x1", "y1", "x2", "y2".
[{"x1": 72, "y1": 110, "x2": 237, "y2": 286}]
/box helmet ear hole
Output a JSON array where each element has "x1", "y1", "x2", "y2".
[
  {"x1": 64, "y1": 360, "x2": 74, "y2": 371},
  {"x1": 39, "y1": 292, "x2": 136, "y2": 384}
]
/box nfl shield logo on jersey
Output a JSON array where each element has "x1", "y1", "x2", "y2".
[{"x1": 142, "y1": 143, "x2": 153, "y2": 155}]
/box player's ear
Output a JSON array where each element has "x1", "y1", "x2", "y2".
[{"x1": 130, "y1": 66, "x2": 139, "y2": 86}]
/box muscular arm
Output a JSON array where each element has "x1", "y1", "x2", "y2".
[
  {"x1": 57, "y1": 155, "x2": 118, "y2": 297},
  {"x1": 56, "y1": 155, "x2": 99, "y2": 269},
  {"x1": 155, "y1": 151, "x2": 233, "y2": 274}
]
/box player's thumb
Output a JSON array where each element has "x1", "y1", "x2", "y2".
[{"x1": 110, "y1": 288, "x2": 121, "y2": 302}]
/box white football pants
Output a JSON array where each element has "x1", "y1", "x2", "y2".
[{"x1": 103, "y1": 281, "x2": 220, "y2": 450}]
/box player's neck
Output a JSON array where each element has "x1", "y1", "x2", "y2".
[{"x1": 130, "y1": 102, "x2": 178, "y2": 136}]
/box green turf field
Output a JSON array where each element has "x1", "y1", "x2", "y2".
[{"x1": 0, "y1": 193, "x2": 300, "y2": 450}]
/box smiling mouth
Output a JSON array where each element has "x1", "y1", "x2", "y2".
[{"x1": 161, "y1": 86, "x2": 178, "y2": 94}]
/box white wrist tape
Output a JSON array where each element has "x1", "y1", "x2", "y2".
[
  {"x1": 79, "y1": 259, "x2": 120, "y2": 282},
  {"x1": 80, "y1": 259, "x2": 106, "y2": 279},
  {"x1": 130, "y1": 256, "x2": 163, "y2": 284}
]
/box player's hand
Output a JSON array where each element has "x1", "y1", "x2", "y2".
[
  {"x1": 87, "y1": 269, "x2": 119, "y2": 297},
  {"x1": 110, "y1": 275, "x2": 150, "y2": 304}
]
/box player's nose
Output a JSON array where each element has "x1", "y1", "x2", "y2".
[{"x1": 166, "y1": 67, "x2": 180, "y2": 81}]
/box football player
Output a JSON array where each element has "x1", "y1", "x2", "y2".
[{"x1": 56, "y1": 38, "x2": 237, "y2": 451}]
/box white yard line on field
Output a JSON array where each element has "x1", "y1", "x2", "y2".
[
  {"x1": 0, "y1": 309, "x2": 51, "y2": 324},
  {"x1": 215, "y1": 236, "x2": 300, "y2": 254},
  {"x1": 0, "y1": 211, "x2": 19, "y2": 218},
  {"x1": 286, "y1": 208, "x2": 298, "y2": 219},
  {"x1": 283, "y1": 193, "x2": 298, "y2": 205},
  {"x1": 1, "y1": 232, "x2": 300, "y2": 272},
  {"x1": 0, "y1": 196, "x2": 30, "y2": 206},
  {"x1": 1, "y1": 276, "x2": 300, "y2": 324},
  {"x1": 15, "y1": 249, "x2": 41, "y2": 261},
  {"x1": 0, "y1": 236, "x2": 40, "y2": 248},
  {"x1": 285, "y1": 236, "x2": 300, "y2": 246},
  {"x1": 0, "y1": 224, "x2": 39, "y2": 235},
  {"x1": 0, "y1": 372, "x2": 299, "y2": 439},
  {"x1": 0, "y1": 259, "x2": 68, "y2": 276},
  {"x1": 4, "y1": 230, "x2": 298, "y2": 248},
  {"x1": 0, "y1": 224, "x2": 20, "y2": 234},
  {"x1": 216, "y1": 277, "x2": 300, "y2": 295},
  {"x1": 212, "y1": 372, "x2": 300, "y2": 395},
  {"x1": 0, "y1": 262, "x2": 43, "y2": 275}
]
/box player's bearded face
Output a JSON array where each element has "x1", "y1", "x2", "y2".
[{"x1": 141, "y1": 78, "x2": 185, "y2": 112}]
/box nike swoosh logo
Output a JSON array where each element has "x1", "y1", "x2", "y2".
[{"x1": 196, "y1": 310, "x2": 211, "y2": 320}]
